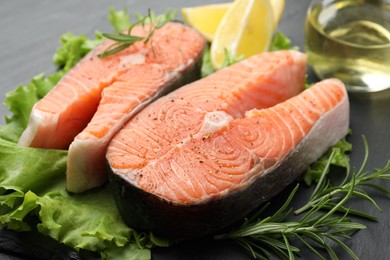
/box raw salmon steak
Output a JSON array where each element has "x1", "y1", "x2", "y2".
[
  {"x1": 18, "y1": 22, "x2": 206, "y2": 151},
  {"x1": 106, "y1": 50, "x2": 324, "y2": 238}
]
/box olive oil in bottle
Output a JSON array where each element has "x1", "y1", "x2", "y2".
[{"x1": 305, "y1": 0, "x2": 390, "y2": 92}]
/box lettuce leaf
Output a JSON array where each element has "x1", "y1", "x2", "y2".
[
  {"x1": 37, "y1": 186, "x2": 132, "y2": 252},
  {"x1": 0, "y1": 86, "x2": 37, "y2": 142},
  {"x1": 0, "y1": 138, "x2": 152, "y2": 258},
  {"x1": 102, "y1": 243, "x2": 150, "y2": 260},
  {"x1": 302, "y1": 135, "x2": 353, "y2": 185},
  {"x1": 53, "y1": 32, "x2": 102, "y2": 72},
  {"x1": 0, "y1": 139, "x2": 67, "y2": 194},
  {"x1": 200, "y1": 45, "x2": 214, "y2": 78},
  {"x1": 108, "y1": 7, "x2": 132, "y2": 32},
  {"x1": 269, "y1": 32, "x2": 295, "y2": 51},
  {"x1": 108, "y1": 7, "x2": 177, "y2": 34},
  {"x1": 0, "y1": 138, "x2": 67, "y2": 231},
  {"x1": 0, "y1": 190, "x2": 39, "y2": 232}
]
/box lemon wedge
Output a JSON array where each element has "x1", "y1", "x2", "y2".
[
  {"x1": 182, "y1": 3, "x2": 231, "y2": 41},
  {"x1": 182, "y1": 0, "x2": 284, "y2": 41},
  {"x1": 210, "y1": 0, "x2": 274, "y2": 69}
]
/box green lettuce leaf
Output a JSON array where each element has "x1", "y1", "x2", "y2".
[
  {"x1": 37, "y1": 185, "x2": 132, "y2": 252},
  {"x1": 0, "y1": 84, "x2": 38, "y2": 142},
  {"x1": 221, "y1": 49, "x2": 244, "y2": 68},
  {"x1": 302, "y1": 135, "x2": 353, "y2": 185},
  {"x1": 269, "y1": 32, "x2": 298, "y2": 51},
  {"x1": 108, "y1": 7, "x2": 132, "y2": 32},
  {"x1": 108, "y1": 7, "x2": 177, "y2": 34},
  {"x1": 0, "y1": 191, "x2": 39, "y2": 231},
  {"x1": 0, "y1": 139, "x2": 67, "y2": 194},
  {"x1": 0, "y1": 139, "x2": 153, "y2": 258},
  {"x1": 0, "y1": 138, "x2": 67, "y2": 230},
  {"x1": 200, "y1": 45, "x2": 214, "y2": 78},
  {"x1": 135, "y1": 9, "x2": 177, "y2": 25},
  {"x1": 53, "y1": 32, "x2": 103, "y2": 72},
  {"x1": 101, "y1": 243, "x2": 151, "y2": 260}
]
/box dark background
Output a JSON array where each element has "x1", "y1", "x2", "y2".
[{"x1": 0, "y1": 0, "x2": 389, "y2": 259}]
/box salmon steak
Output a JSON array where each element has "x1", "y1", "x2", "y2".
[
  {"x1": 17, "y1": 22, "x2": 206, "y2": 192},
  {"x1": 105, "y1": 50, "x2": 341, "y2": 239}
]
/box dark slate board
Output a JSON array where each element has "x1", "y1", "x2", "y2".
[{"x1": 0, "y1": 0, "x2": 389, "y2": 259}]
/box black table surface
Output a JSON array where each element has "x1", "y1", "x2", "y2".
[{"x1": 0, "y1": 0, "x2": 389, "y2": 259}]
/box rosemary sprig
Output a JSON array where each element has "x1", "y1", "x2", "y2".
[
  {"x1": 215, "y1": 136, "x2": 390, "y2": 259},
  {"x1": 98, "y1": 9, "x2": 176, "y2": 58},
  {"x1": 215, "y1": 184, "x2": 365, "y2": 260},
  {"x1": 295, "y1": 136, "x2": 390, "y2": 217}
]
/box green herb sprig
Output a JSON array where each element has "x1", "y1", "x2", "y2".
[
  {"x1": 98, "y1": 9, "x2": 177, "y2": 58},
  {"x1": 295, "y1": 136, "x2": 390, "y2": 218},
  {"x1": 216, "y1": 136, "x2": 390, "y2": 259}
]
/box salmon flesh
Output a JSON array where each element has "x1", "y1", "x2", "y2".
[{"x1": 106, "y1": 50, "x2": 345, "y2": 239}]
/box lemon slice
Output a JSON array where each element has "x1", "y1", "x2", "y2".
[
  {"x1": 181, "y1": 0, "x2": 284, "y2": 41},
  {"x1": 210, "y1": 0, "x2": 274, "y2": 69},
  {"x1": 182, "y1": 3, "x2": 231, "y2": 41}
]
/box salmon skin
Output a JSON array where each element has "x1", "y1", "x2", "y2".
[
  {"x1": 18, "y1": 22, "x2": 206, "y2": 151},
  {"x1": 106, "y1": 50, "x2": 324, "y2": 239}
]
